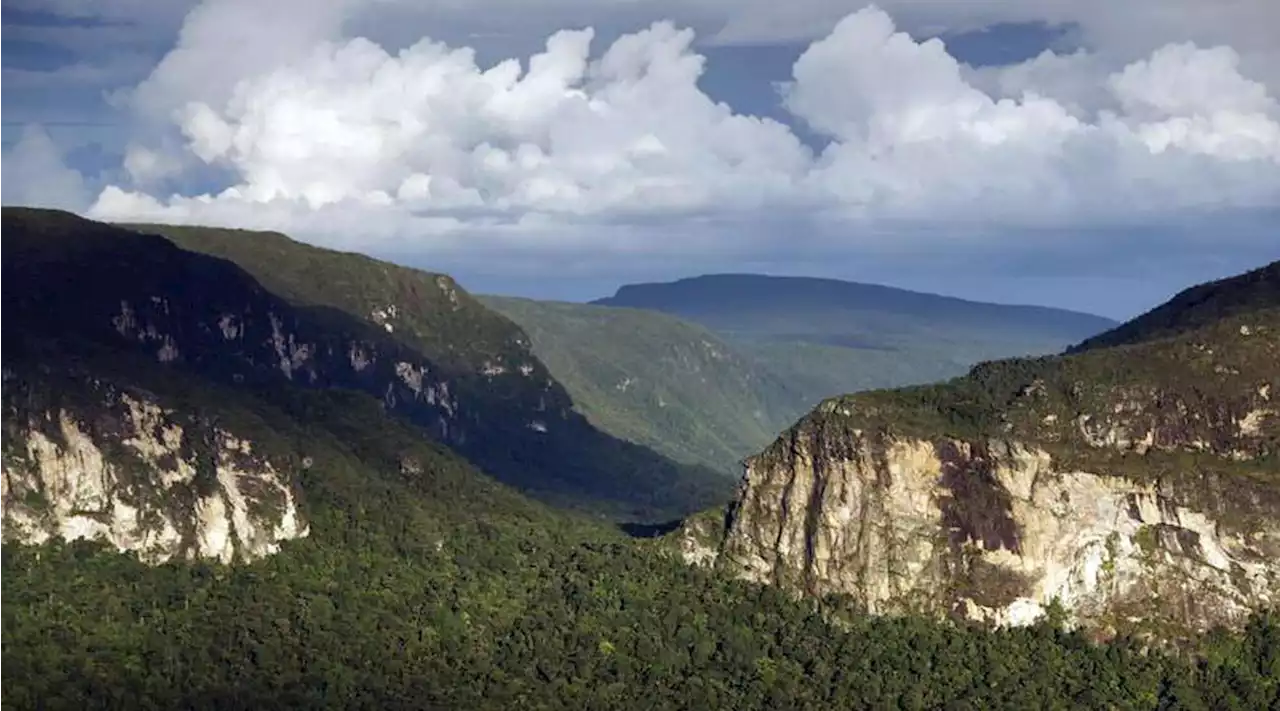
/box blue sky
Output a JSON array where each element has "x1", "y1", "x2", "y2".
[{"x1": 3, "y1": 0, "x2": 1278, "y2": 318}]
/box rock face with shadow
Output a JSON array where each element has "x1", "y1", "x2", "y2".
[{"x1": 679, "y1": 260, "x2": 1280, "y2": 639}]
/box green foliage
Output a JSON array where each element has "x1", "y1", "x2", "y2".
[
  {"x1": 481, "y1": 295, "x2": 805, "y2": 474},
  {"x1": 6, "y1": 536, "x2": 1278, "y2": 709}
]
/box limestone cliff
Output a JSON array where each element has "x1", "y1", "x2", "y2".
[
  {"x1": 2, "y1": 371, "x2": 307, "y2": 563},
  {"x1": 681, "y1": 266, "x2": 1280, "y2": 638}
]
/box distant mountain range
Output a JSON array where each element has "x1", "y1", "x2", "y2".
[{"x1": 480, "y1": 274, "x2": 1116, "y2": 473}]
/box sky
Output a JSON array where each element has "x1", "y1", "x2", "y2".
[{"x1": 3, "y1": 0, "x2": 1279, "y2": 319}]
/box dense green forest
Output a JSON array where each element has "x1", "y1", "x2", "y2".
[
  {"x1": 5, "y1": 540, "x2": 1279, "y2": 710},
  {"x1": 3, "y1": 381, "x2": 1278, "y2": 710}
]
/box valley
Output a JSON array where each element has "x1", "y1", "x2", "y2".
[{"x1": 2, "y1": 209, "x2": 1278, "y2": 709}]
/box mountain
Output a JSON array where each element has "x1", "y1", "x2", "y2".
[
  {"x1": 478, "y1": 296, "x2": 807, "y2": 474},
  {"x1": 677, "y1": 261, "x2": 1280, "y2": 640},
  {"x1": 3, "y1": 209, "x2": 598, "y2": 560},
  {"x1": 3, "y1": 208, "x2": 1277, "y2": 708},
  {"x1": 3, "y1": 208, "x2": 731, "y2": 523},
  {"x1": 594, "y1": 274, "x2": 1118, "y2": 407},
  {"x1": 113, "y1": 217, "x2": 737, "y2": 522}
]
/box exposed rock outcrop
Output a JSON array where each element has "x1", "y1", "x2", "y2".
[
  {"x1": 694, "y1": 428, "x2": 1279, "y2": 634},
  {"x1": 2, "y1": 376, "x2": 307, "y2": 563}
]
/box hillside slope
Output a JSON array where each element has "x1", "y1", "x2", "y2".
[
  {"x1": 480, "y1": 296, "x2": 807, "y2": 474},
  {"x1": 4, "y1": 208, "x2": 731, "y2": 521},
  {"x1": 595, "y1": 274, "x2": 1118, "y2": 406},
  {"x1": 3, "y1": 211, "x2": 590, "y2": 561},
  {"x1": 1070, "y1": 259, "x2": 1280, "y2": 353},
  {"x1": 678, "y1": 262, "x2": 1280, "y2": 640}
]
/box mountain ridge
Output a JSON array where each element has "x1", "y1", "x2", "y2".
[
  {"x1": 597, "y1": 273, "x2": 1116, "y2": 331},
  {"x1": 4, "y1": 208, "x2": 731, "y2": 522},
  {"x1": 1069, "y1": 259, "x2": 1280, "y2": 353}
]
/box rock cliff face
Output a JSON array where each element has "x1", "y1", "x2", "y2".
[
  {"x1": 682, "y1": 264, "x2": 1280, "y2": 637},
  {"x1": 2, "y1": 372, "x2": 307, "y2": 563}
]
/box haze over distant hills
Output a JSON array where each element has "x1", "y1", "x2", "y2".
[{"x1": 592, "y1": 273, "x2": 1118, "y2": 409}]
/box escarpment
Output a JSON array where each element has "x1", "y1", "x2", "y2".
[
  {"x1": 682, "y1": 268, "x2": 1280, "y2": 637},
  {"x1": 1, "y1": 369, "x2": 307, "y2": 563}
]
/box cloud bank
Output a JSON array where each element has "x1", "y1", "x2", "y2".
[{"x1": 8, "y1": 3, "x2": 1279, "y2": 270}]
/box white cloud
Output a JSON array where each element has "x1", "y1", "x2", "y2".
[
  {"x1": 2, "y1": 124, "x2": 91, "y2": 211},
  {"x1": 96, "y1": 19, "x2": 811, "y2": 225},
  {"x1": 87, "y1": 4, "x2": 1279, "y2": 253},
  {"x1": 783, "y1": 8, "x2": 1280, "y2": 225}
]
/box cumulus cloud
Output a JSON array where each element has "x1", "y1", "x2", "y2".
[
  {"x1": 88, "y1": 3, "x2": 1280, "y2": 255},
  {"x1": 785, "y1": 9, "x2": 1280, "y2": 224},
  {"x1": 94, "y1": 17, "x2": 813, "y2": 238},
  {"x1": 2, "y1": 124, "x2": 92, "y2": 211}
]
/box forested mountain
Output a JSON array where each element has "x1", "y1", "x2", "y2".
[
  {"x1": 69, "y1": 211, "x2": 728, "y2": 522},
  {"x1": 594, "y1": 274, "x2": 1117, "y2": 408}
]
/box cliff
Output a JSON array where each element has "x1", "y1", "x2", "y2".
[
  {"x1": 0, "y1": 208, "x2": 599, "y2": 560},
  {"x1": 2, "y1": 366, "x2": 308, "y2": 563},
  {"x1": 680, "y1": 263, "x2": 1280, "y2": 638}
]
